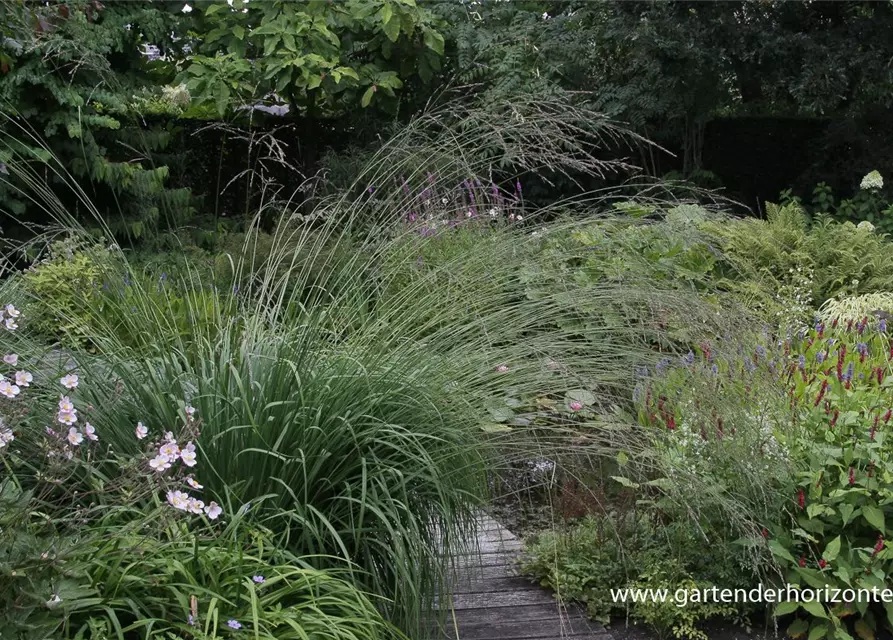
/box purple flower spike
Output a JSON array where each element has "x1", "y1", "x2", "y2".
[
  {"x1": 881, "y1": 318, "x2": 887, "y2": 333},
  {"x1": 798, "y1": 355, "x2": 806, "y2": 369}
]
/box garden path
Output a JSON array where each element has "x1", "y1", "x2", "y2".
[{"x1": 431, "y1": 514, "x2": 611, "y2": 640}]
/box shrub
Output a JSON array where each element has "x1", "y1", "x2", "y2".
[{"x1": 21, "y1": 237, "x2": 110, "y2": 344}]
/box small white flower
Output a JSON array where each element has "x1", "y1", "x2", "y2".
[
  {"x1": 60, "y1": 374, "x2": 79, "y2": 389},
  {"x1": 516, "y1": 215, "x2": 523, "y2": 222},
  {"x1": 136, "y1": 422, "x2": 148, "y2": 439},
  {"x1": 185, "y1": 405, "x2": 196, "y2": 419},
  {"x1": 67, "y1": 427, "x2": 83, "y2": 446},
  {"x1": 3, "y1": 354, "x2": 18, "y2": 365},
  {"x1": 15, "y1": 371, "x2": 32, "y2": 387},
  {"x1": 488, "y1": 208, "x2": 498, "y2": 217},
  {"x1": 84, "y1": 423, "x2": 98, "y2": 441},
  {"x1": 164, "y1": 431, "x2": 176, "y2": 443},
  {"x1": 180, "y1": 449, "x2": 197, "y2": 467},
  {"x1": 0, "y1": 380, "x2": 20, "y2": 398},
  {"x1": 58, "y1": 396, "x2": 74, "y2": 412},
  {"x1": 149, "y1": 454, "x2": 171, "y2": 472},
  {"x1": 441, "y1": 197, "x2": 449, "y2": 205},
  {"x1": 186, "y1": 477, "x2": 203, "y2": 490},
  {"x1": 0, "y1": 428, "x2": 14, "y2": 448},
  {"x1": 4, "y1": 318, "x2": 18, "y2": 331},
  {"x1": 204, "y1": 501, "x2": 222, "y2": 520},
  {"x1": 57, "y1": 410, "x2": 77, "y2": 426},
  {"x1": 167, "y1": 490, "x2": 189, "y2": 510},
  {"x1": 4, "y1": 304, "x2": 20, "y2": 318},
  {"x1": 466, "y1": 209, "x2": 474, "y2": 217},
  {"x1": 181, "y1": 3, "x2": 193, "y2": 12},
  {"x1": 187, "y1": 498, "x2": 205, "y2": 514},
  {"x1": 159, "y1": 441, "x2": 180, "y2": 458}
]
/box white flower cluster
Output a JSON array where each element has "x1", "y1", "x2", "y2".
[
  {"x1": 860, "y1": 170, "x2": 884, "y2": 191},
  {"x1": 857, "y1": 220, "x2": 876, "y2": 233},
  {"x1": 1, "y1": 303, "x2": 20, "y2": 331},
  {"x1": 139, "y1": 407, "x2": 222, "y2": 520}
]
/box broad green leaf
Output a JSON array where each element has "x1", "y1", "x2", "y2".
[
  {"x1": 423, "y1": 28, "x2": 445, "y2": 56},
  {"x1": 809, "y1": 622, "x2": 829, "y2": 640},
  {"x1": 840, "y1": 503, "x2": 855, "y2": 526},
  {"x1": 775, "y1": 601, "x2": 800, "y2": 616},
  {"x1": 862, "y1": 505, "x2": 885, "y2": 533},
  {"x1": 480, "y1": 423, "x2": 512, "y2": 433},
  {"x1": 380, "y1": 2, "x2": 393, "y2": 25},
  {"x1": 789, "y1": 619, "x2": 810, "y2": 638},
  {"x1": 610, "y1": 476, "x2": 640, "y2": 489},
  {"x1": 768, "y1": 539, "x2": 797, "y2": 564},
  {"x1": 361, "y1": 85, "x2": 374, "y2": 107},
  {"x1": 801, "y1": 600, "x2": 828, "y2": 619},
  {"x1": 566, "y1": 389, "x2": 596, "y2": 405},
  {"x1": 383, "y1": 16, "x2": 401, "y2": 42},
  {"x1": 823, "y1": 536, "x2": 841, "y2": 562},
  {"x1": 233, "y1": 25, "x2": 245, "y2": 40}
]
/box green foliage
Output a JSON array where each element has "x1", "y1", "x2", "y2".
[
  {"x1": 0, "y1": 1, "x2": 193, "y2": 242},
  {"x1": 21, "y1": 237, "x2": 109, "y2": 344},
  {"x1": 782, "y1": 171, "x2": 893, "y2": 235},
  {"x1": 183, "y1": 0, "x2": 445, "y2": 116},
  {"x1": 765, "y1": 323, "x2": 893, "y2": 640},
  {"x1": 703, "y1": 202, "x2": 893, "y2": 328},
  {"x1": 521, "y1": 514, "x2": 747, "y2": 638}
]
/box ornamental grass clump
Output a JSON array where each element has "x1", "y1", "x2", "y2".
[{"x1": 0, "y1": 303, "x2": 395, "y2": 639}]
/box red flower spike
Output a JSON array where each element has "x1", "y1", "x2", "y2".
[
  {"x1": 761, "y1": 528, "x2": 769, "y2": 539},
  {"x1": 830, "y1": 409, "x2": 839, "y2": 427},
  {"x1": 797, "y1": 488, "x2": 805, "y2": 510},
  {"x1": 884, "y1": 409, "x2": 892, "y2": 424},
  {"x1": 799, "y1": 556, "x2": 806, "y2": 568},
  {"x1": 819, "y1": 559, "x2": 827, "y2": 569},
  {"x1": 849, "y1": 467, "x2": 856, "y2": 486}
]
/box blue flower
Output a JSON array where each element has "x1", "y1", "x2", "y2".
[
  {"x1": 683, "y1": 350, "x2": 695, "y2": 364},
  {"x1": 756, "y1": 345, "x2": 766, "y2": 357},
  {"x1": 711, "y1": 364, "x2": 719, "y2": 375},
  {"x1": 252, "y1": 575, "x2": 265, "y2": 584},
  {"x1": 844, "y1": 362, "x2": 854, "y2": 382},
  {"x1": 227, "y1": 620, "x2": 242, "y2": 630},
  {"x1": 881, "y1": 318, "x2": 887, "y2": 333},
  {"x1": 816, "y1": 352, "x2": 825, "y2": 364},
  {"x1": 798, "y1": 355, "x2": 806, "y2": 369}
]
